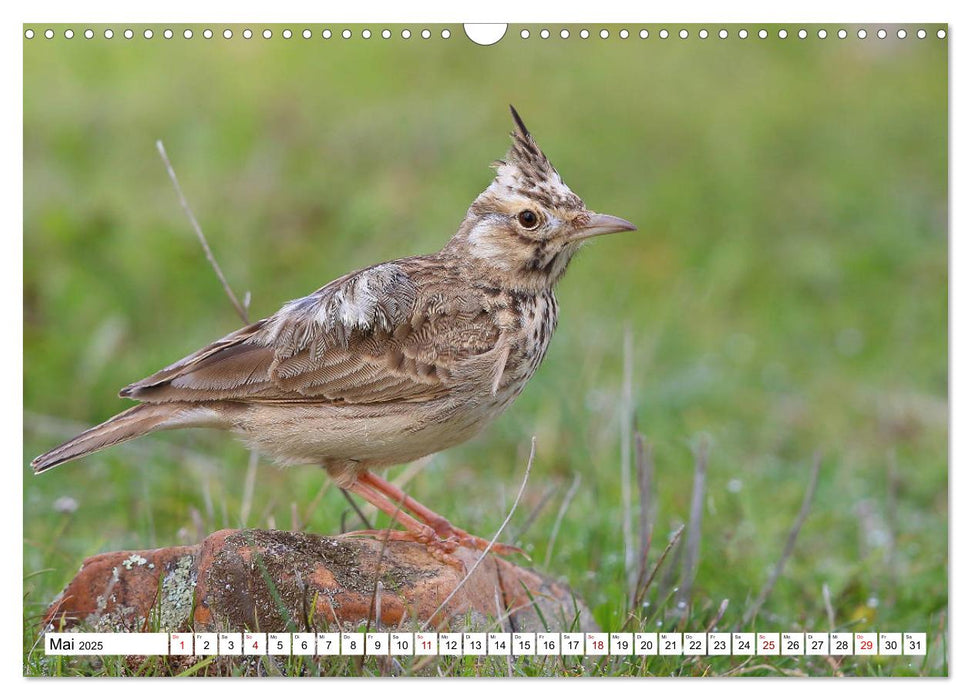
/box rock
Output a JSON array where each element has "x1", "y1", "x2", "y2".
[{"x1": 44, "y1": 529, "x2": 596, "y2": 634}]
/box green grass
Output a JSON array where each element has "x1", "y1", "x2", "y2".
[{"x1": 23, "y1": 24, "x2": 947, "y2": 676}]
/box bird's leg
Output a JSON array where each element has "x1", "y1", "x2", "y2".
[
  {"x1": 339, "y1": 477, "x2": 461, "y2": 565},
  {"x1": 358, "y1": 471, "x2": 525, "y2": 557}
]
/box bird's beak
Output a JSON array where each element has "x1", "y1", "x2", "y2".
[{"x1": 571, "y1": 212, "x2": 638, "y2": 242}]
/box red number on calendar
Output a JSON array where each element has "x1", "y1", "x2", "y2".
[
  {"x1": 762, "y1": 639, "x2": 775, "y2": 650},
  {"x1": 860, "y1": 640, "x2": 873, "y2": 650}
]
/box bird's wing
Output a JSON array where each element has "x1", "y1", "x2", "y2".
[{"x1": 120, "y1": 261, "x2": 501, "y2": 405}]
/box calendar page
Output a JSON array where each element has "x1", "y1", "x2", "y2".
[{"x1": 22, "y1": 9, "x2": 948, "y2": 679}]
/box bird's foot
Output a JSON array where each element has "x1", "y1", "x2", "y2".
[
  {"x1": 463, "y1": 534, "x2": 527, "y2": 559},
  {"x1": 449, "y1": 528, "x2": 527, "y2": 559},
  {"x1": 420, "y1": 514, "x2": 526, "y2": 559},
  {"x1": 356, "y1": 471, "x2": 528, "y2": 560},
  {"x1": 339, "y1": 527, "x2": 462, "y2": 567}
]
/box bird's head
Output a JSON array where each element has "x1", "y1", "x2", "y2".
[{"x1": 447, "y1": 106, "x2": 636, "y2": 291}]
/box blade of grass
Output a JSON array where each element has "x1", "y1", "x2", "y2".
[
  {"x1": 518, "y1": 580, "x2": 551, "y2": 633},
  {"x1": 244, "y1": 532, "x2": 298, "y2": 634},
  {"x1": 175, "y1": 655, "x2": 216, "y2": 677}
]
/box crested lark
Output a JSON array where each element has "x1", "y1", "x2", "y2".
[{"x1": 32, "y1": 106, "x2": 636, "y2": 561}]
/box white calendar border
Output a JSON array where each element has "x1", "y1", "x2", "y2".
[{"x1": 10, "y1": 1, "x2": 957, "y2": 693}]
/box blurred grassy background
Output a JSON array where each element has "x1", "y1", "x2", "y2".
[{"x1": 24, "y1": 24, "x2": 947, "y2": 675}]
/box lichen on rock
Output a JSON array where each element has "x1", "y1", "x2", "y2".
[{"x1": 159, "y1": 554, "x2": 196, "y2": 630}]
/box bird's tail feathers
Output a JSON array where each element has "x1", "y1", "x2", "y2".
[{"x1": 31, "y1": 404, "x2": 174, "y2": 473}]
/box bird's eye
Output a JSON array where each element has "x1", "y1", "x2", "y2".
[{"x1": 517, "y1": 210, "x2": 540, "y2": 229}]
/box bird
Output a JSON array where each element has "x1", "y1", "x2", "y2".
[{"x1": 31, "y1": 105, "x2": 636, "y2": 562}]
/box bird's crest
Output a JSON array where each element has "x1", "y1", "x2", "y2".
[{"x1": 484, "y1": 106, "x2": 583, "y2": 211}]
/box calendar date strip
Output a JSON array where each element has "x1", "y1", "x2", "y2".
[{"x1": 45, "y1": 631, "x2": 926, "y2": 657}]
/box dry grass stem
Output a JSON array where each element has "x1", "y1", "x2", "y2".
[
  {"x1": 300, "y1": 479, "x2": 332, "y2": 531},
  {"x1": 140, "y1": 476, "x2": 157, "y2": 547},
  {"x1": 678, "y1": 437, "x2": 709, "y2": 610},
  {"x1": 340, "y1": 488, "x2": 373, "y2": 530},
  {"x1": 190, "y1": 508, "x2": 205, "y2": 543},
  {"x1": 493, "y1": 590, "x2": 514, "y2": 675},
  {"x1": 366, "y1": 503, "x2": 401, "y2": 635},
  {"x1": 156, "y1": 140, "x2": 249, "y2": 324},
  {"x1": 743, "y1": 452, "x2": 823, "y2": 626},
  {"x1": 627, "y1": 523, "x2": 686, "y2": 626},
  {"x1": 634, "y1": 431, "x2": 655, "y2": 602},
  {"x1": 543, "y1": 471, "x2": 581, "y2": 569},
  {"x1": 239, "y1": 450, "x2": 259, "y2": 527},
  {"x1": 705, "y1": 598, "x2": 730, "y2": 633},
  {"x1": 511, "y1": 482, "x2": 558, "y2": 541},
  {"x1": 656, "y1": 524, "x2": 684, "y2": 605},
  {"x1": 620, "y1": 325, "x2": 635, "y2": 590},
  {"x1": 886, "y1": 449, "x2": 900, "y2": 606},
  {"x1": 823, "y1": 583, "x2": 836, "y2": 631},
  {"x1": 422, "y1": 437, "x2": 535, "y2": 631}
]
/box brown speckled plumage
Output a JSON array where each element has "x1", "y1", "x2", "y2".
[{"x1": 32, "y1": 107, "x2": 635, "y2": 560}]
